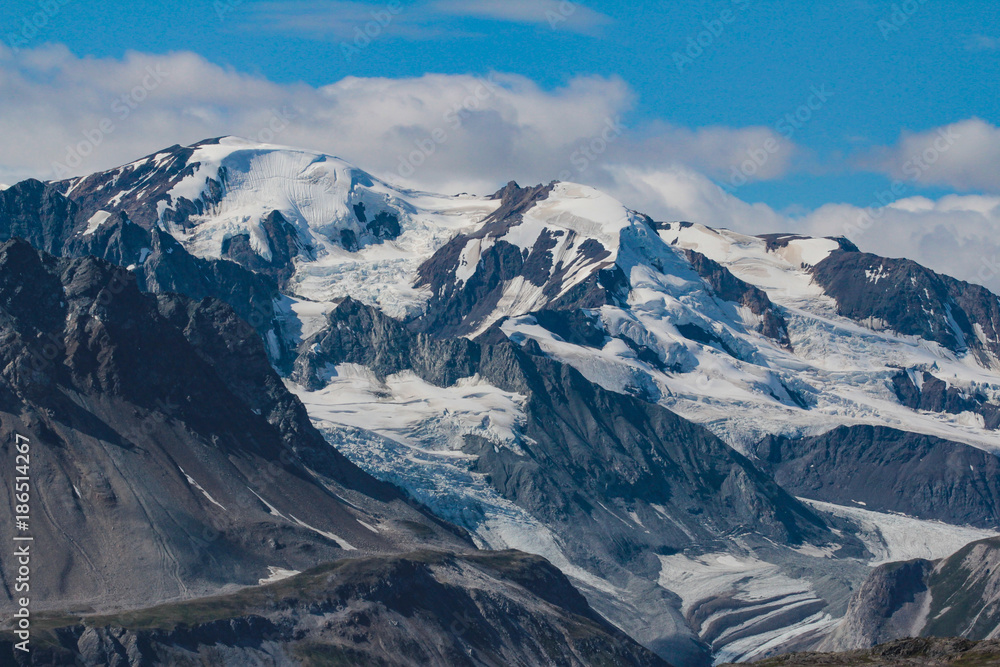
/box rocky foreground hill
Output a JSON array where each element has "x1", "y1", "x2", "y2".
[
  {"x1": 0, "y1": 551, "x2": 668, "y2": 666},
  {"x1": 721, "y1": 637, "x2": 1000, "y2": 666}
]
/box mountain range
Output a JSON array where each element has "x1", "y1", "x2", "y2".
[{"x1": 3, "y1": 136, "x2": 1000, "y2": 666}]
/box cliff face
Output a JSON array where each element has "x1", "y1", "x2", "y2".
[
  {"x1": 0, "y1": 179, "x2": 291, "y2": 368},
  {"x1": 0, "y1": 240, "x2": 467, "y2": 614},
  {"x1": 819, "y1": 560, "x2": 933, "y2": 651},
  {"x1": 820, "y1": 536, "x2": 1000, "y2": 652},
  {"x1": 755, "y1": 425, "x2": 1000, "y2": 528},
  {"x1": 812, "y1": 249, "x2": 1000, "y2": 369}
]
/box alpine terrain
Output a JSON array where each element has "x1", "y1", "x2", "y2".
[{"x1": 3, "y1": 136, "x2": 1000, "y2": 666}]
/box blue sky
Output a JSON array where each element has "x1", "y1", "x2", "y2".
[{"x1": 1, "y1": 0, "x2": 1000, "y2": 289}]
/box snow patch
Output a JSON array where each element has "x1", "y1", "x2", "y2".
[
  {"x1": 179, "y1": 467, "x2": 227, "y2": 511},
  {"x1": 83, "y1": 210, "x2": 112, "y2": 236},
  {"x1": 288, "y1": 514, "x2": 356, "y2": 551},
  {"x1": 258, "y1": 566, "x2": 300, "y2": 585}
]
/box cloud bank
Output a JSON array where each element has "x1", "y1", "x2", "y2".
[{"x1": 0, "y1": 44, "x2": 998, "y2": 294}]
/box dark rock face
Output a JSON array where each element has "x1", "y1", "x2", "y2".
[
  {"x1": 297, "y1": 300, "x2": 833, "y2": 569},
  {"x1": 0, "y1": 551, "x2": 672, "y2": 667},
  {"x1": 221, "y1": 210, "x2": 312, "y2": 287},
  {"x1": 682, "y1": 249, "x2": 791, "y2": 348},
  {"x1": 353, "y1": 200, "x2": 402, "y2": 241},
  {"x1": 755, "y1": 425, "x2": 1000, "y2": 528},
  {"x1": 0, "y1": 178, "x2": 290, "y2": 366},
  {"x1": 812, "y1": 250, "x2": 1000, "y2": 367},
  {"x1": 412, "y1": 181, "x2": 625, "y2": 337},
  {"x1": 0, "y1": 179, "x2": 76, "y2": 254},
  {"x1": 467, "y1": 342, "x2": 830, "y2": 558},
  {"x1": 675, "y1": 322, "x2": 740, "y2": 359},
  {"x1": 920, "y1": 536, "x2": 1000, "y2": 639},
  {"x1": 413, "y1": 236, "x2": 533, "y2": 337},
  {"x1": 530, "y1": 309, "x2": 609, "y2": 348},
  {"x1": 54, "y1": 140, "x2": 222, "y2": 233},
  {"x1": 892, "y1": 370, "x2": 1000, "y2": 430},
  {"x1": 0, "y1": 241, "x2": 466, "y2": 614},
  {"x1": 292, "y1": 297, "x2": 482, "y2": 391}
]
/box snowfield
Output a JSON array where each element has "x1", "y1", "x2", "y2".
[{"x1": 115, "y1": 139, "x2": 1000, "y2": 460}]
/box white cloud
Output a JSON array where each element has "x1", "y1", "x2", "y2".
[
  {"x1": 1, "y1": 44, "x2": 997, "y2": 296},
  {"x1": 237, "y1": 0, "x2": 612, "y2": 40},
  {"x1": 966, "y1": 35, "x2": 1000, "y2": 52},
  {"x1": 609, "y1": 122, "x2": 797, "y2": 183},
  {"x1": 597, "y1": 163, "x2": 1000, "y2": 295},
  {"x1": 429, "y1": 0, "x2": 612, "y2": 34},
  {"x1": 0, "y1": 44, "x2": 789, "y2": 197},
  {"x1": 601, "y1": 164, "x2": 788, "y2": 231},
  {"x1": 861, "y1": 118, "x2": 1000, "y2": 193},
  {"x1": 238, "y1": 1, "x2": 444, "y2": 41}
]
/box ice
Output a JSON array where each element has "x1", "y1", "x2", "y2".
[
  {"x1": 258, "y1": 567, "x2": 300, "y2": 585},
  {"x1": 658, "y1": 550, "x2": 834, "y2": 664},
  {"x1": 288, "y1": 367, "x2": 527, "y2": 454},
  {"x1": 496, "y1": 217, "x2": 1000, "y2": 456},
  {"x1": 801, "y1": 498, "x2": 999, "y2": 565},
  {"x1": 146, "y1": 137, "x2": 498, "y2": 319}
]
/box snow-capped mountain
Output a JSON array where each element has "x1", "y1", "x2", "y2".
[
  {"x1": 57, "y1": 136, "x2": 498, "y2": 318},
  {"x1": 5, "y1": 137, "x2": 1000, "y2": 666}
]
